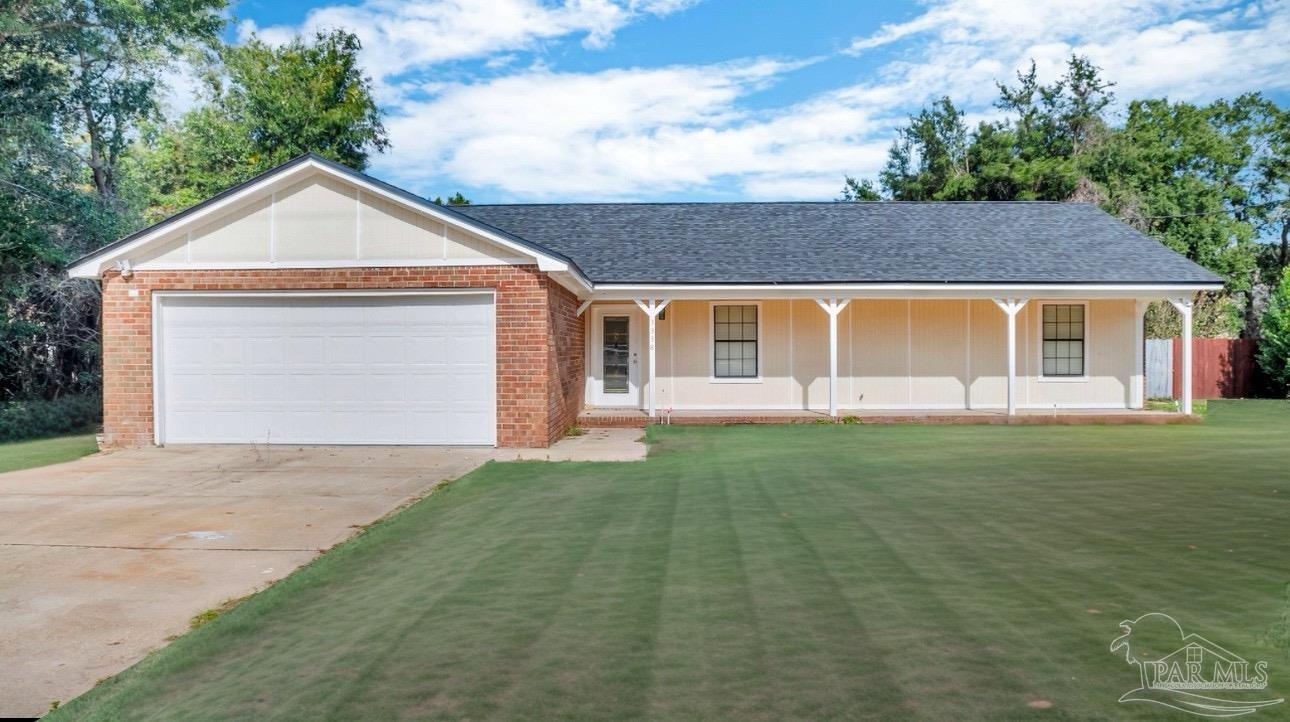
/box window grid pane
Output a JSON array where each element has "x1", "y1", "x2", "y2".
[
  {"x1": 1041, "y1": 304, "x2": 1085, "y2": 377},
  {"x1": 714, "y1": 305, "x2": 758, "y2": 378}
]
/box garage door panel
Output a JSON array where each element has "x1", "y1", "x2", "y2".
[
  {"x1": 159, "y1": 294, "x2": 495, "y2": 445},
  {"x1": 364, "y1": 336, "x2": 406, "y2": 363}
]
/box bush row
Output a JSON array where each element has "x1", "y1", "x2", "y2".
[{"x1": 0, "y1": 394, "x2": 102, "y2": 443}]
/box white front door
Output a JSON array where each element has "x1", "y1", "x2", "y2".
[
  {"x1": 592, "y1": 306, "x2": 640, "y2": 407},
  {"x1": 155, "y1": 291, "x2": 496, "y2": 445}
]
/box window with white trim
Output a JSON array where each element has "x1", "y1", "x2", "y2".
[
  {"x1": 1042, "y1": 304, "x2": 1085, "y2": 376},
  {"x1": 713, "y1": 305, "x2": 758, "y2": 378}
]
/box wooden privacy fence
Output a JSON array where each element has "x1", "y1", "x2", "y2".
[{"x1": 1146, "y1": 337, "x2": 1258, "y2": 399}]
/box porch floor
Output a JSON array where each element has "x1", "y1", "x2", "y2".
[{"x1": 578, "y1": 407, "x2": 1193, "y2": 428}]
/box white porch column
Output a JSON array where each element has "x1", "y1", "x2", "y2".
[
  {"x1": 992, "y1": 298, "x2": 1029, "y2": 416},
  {"x1": 1131, "y1": 300, "x2": 1149, "y2": 409},
  {"x1": 634, "y1": 298, "x2": 670, "y2": 418},
  {"x1": 1169, "y1": 297, "x2": 1194, "y2": 415},
  {"x1": 815, "y1": 298, "x2": 851, "y2": 418}
]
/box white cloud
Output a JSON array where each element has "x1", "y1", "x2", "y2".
[
  {"x1": 241, "y1": 0, "x2": 1290, "y2": 200},
  {"x1": 845, "y1": 0, "x2": 1290, "y2": 105},
  {"x1": 372, "y1": 58, "x2": 891, "y2": 200},
  {"x1": 238, "y1": 0, "x2": 696, "y2": 100}
]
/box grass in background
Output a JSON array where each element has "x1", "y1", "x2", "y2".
[
  {"x1": 0, "y1": 432, "x2": 98, "y2": 474},
  {"x1": 52, "y1": 401, "x2": 1290, "y2": 720}
]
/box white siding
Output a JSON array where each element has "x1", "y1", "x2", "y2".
[
  {"x1": 590, "y1": 297, "x2": 1139, "y2": 411},
  {"x1": 130, "y1": 171, "x2": 519, "y2": 268}
]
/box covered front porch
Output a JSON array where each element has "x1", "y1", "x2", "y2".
[{"x1": 578, "y1": 286, "x2": 1201, "y2": 420}]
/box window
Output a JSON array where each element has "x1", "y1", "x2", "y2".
[
  {"x1": 1042, "y1": 304, "x2": 1085, "y2": 376},
  {"x1": 1186, "y1": 646, "x2": 1202, "y2": 665},
  {"x1": 714, "y1": 305, "x2": 758, "y2": 378}
]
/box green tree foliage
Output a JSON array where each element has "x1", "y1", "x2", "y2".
[
  {"x1": 1091, "y1": 97, "x2": 1262, "y2": 294},
  {"x1": 869, "y1": 58, "x2": 1116, "y2": 203},
  {"x1": 845, "y1": 56, "x2": 1286, "y2": 337},
  {"x1": 138, "y1": 29, "x2": 389, "y2": 219},
  {"x1": 0, "y1": 0, "x2": 205, "y2": 399},
  {"x1": 880, "y1": 97, "x2": 975, "y2": 200},
  {"x1": 837, "y1": 176, "x2": 881, "y2": 201},
  {"x1": 433, "y1": 192, "x2": 472, "y2": 206},
  {"x1": 5, "y1": 0, "x2": 227, "y2": 200},
  {"x1": 1258, "y1": 268, "x2": 1290, "y2": 395},
  {"x1": 1247, "y1": 101, "x2": 1290, "y2": 272}
]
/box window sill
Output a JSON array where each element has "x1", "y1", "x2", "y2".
[
  {"x1": 709, "y1": 377, "x2": 763, "y2": 384},
  {"x1": 1037, "y1": 375, "x2": 1090, "y2": 383}
]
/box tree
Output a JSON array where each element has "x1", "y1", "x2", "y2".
[
  {"x1": 138, "y1": 29, "x2": 389, "y2": 218},
  {"x1": 1089, "y1": 96, "x2": 1265, "y2": 335},
  {"x1": 982, "y1": 56, "x2": 1115, "y2": 201},
  {"x1": 1248, "y1": 101, "x2": 1290, "y2": 271},
  {"x1": 6, "y1": 0, "x2": 227, "y2": 201},
  {"x1": 836, "y1": 176, "x2": 880, "y2": 201},
  {"x1": 859, "y1": 56, "x2": 1117, "y2": 203},
  {"x1": 433, "y1": 192, "x2": 471, "y2": 206},
  {"x1": 841, "y1": 57, "x2": 1278, "y2": 337},
  {"x1": 1258, "y1": 267, "x2": 1290, "y2": 395},
  {"x1": 0, "y1": 0, "x2": 149, "y2": 400},
  {"x1": 879, "y1": 97, "x2": 975, "y2": 200}
]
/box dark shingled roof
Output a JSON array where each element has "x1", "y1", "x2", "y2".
[{"x1": 453, "y1": 201, "x2": 1222, "y2": 285}]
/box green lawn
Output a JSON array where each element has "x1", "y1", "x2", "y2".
[
  {"x1": 54, "y1": 402, "x2": 1290, "y2": 720},
  {"x1": 0, "y1": 432, "x2": 98, "y2": 474}
]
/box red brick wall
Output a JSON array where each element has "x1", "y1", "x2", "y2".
[
  {"x1": 101, "y1": 265, "x2": 568, "y2": 448},
  {"x1": 546, "y1": 282, "x2": 586, "y2": 443}
]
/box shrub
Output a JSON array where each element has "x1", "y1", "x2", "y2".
[
  {"x1": 1258, "y1": 268, "x2": 1290, "y2": 397},
  {"x1": 0, "y1": 394, "x2": 102, "y2": 443}
]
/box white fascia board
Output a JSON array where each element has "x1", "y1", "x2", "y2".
[
  {"x1": 588, "y1": 282, "x2": 1223, "y2": 301},
  {"x1": 67, "y1": 158, "x2": 586, "y2": 285},
  {"x1": 548, "y1": 269, "x2": 594, "y2": 298}
]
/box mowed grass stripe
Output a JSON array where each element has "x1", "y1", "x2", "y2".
[{"x1": 51, "y1": 400, "x2": 1290, "y2": 721}]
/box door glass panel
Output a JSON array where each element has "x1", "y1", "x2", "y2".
[{"x1": 603, "y1": 316, "x2": 629, "y2": 394}]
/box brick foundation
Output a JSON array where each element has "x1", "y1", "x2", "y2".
[{"x1": 101, "y1": 265, "x2": 584, "y2": 448}]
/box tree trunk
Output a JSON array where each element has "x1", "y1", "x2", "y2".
[{"x1": 77, "y1": 49, "x2": 112, "y2": 198}]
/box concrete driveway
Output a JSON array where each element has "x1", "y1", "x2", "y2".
[{"x1": 0, "y1": 444, "x2": 497, "y2": 718}]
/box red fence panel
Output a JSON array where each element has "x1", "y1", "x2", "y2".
[{"x1": 1171, "y1": 337, "x2": 1258, "y2": 399}]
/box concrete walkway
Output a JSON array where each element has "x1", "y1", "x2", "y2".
[{"x1": 0, "y1": 430, "x2": 645, "y2": 717}]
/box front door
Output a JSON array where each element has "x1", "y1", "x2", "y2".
[{"x1": 593, "y1": 307, "x2": 639, "y2": 406}]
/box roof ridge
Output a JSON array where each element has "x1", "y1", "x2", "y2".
[{"x1": 459, "y1": 200, "x2": 1086, "y2": 208}]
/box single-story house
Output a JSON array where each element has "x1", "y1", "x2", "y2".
[{"x1": 68, "y1": 154, "x2": 1222, "y2": 448}]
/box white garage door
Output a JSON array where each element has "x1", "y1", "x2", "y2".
[{"x1": 156, "y1": 292, "x2": 495, "y2": 445}]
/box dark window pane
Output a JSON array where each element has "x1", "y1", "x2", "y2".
[
  {"x1": 602, "y1": 316, "x2": 630, "y2": 393},
  {"x1": 1041, "y1": 305, "x2": 1086, "y2": 376},
  {"x1": 713, "y1": 305, "x2": 758, "y2": 378}
]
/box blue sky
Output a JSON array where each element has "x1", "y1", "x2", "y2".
[{"x1": 203, "y1": 0, "x2": 1290, "y2": 202}]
